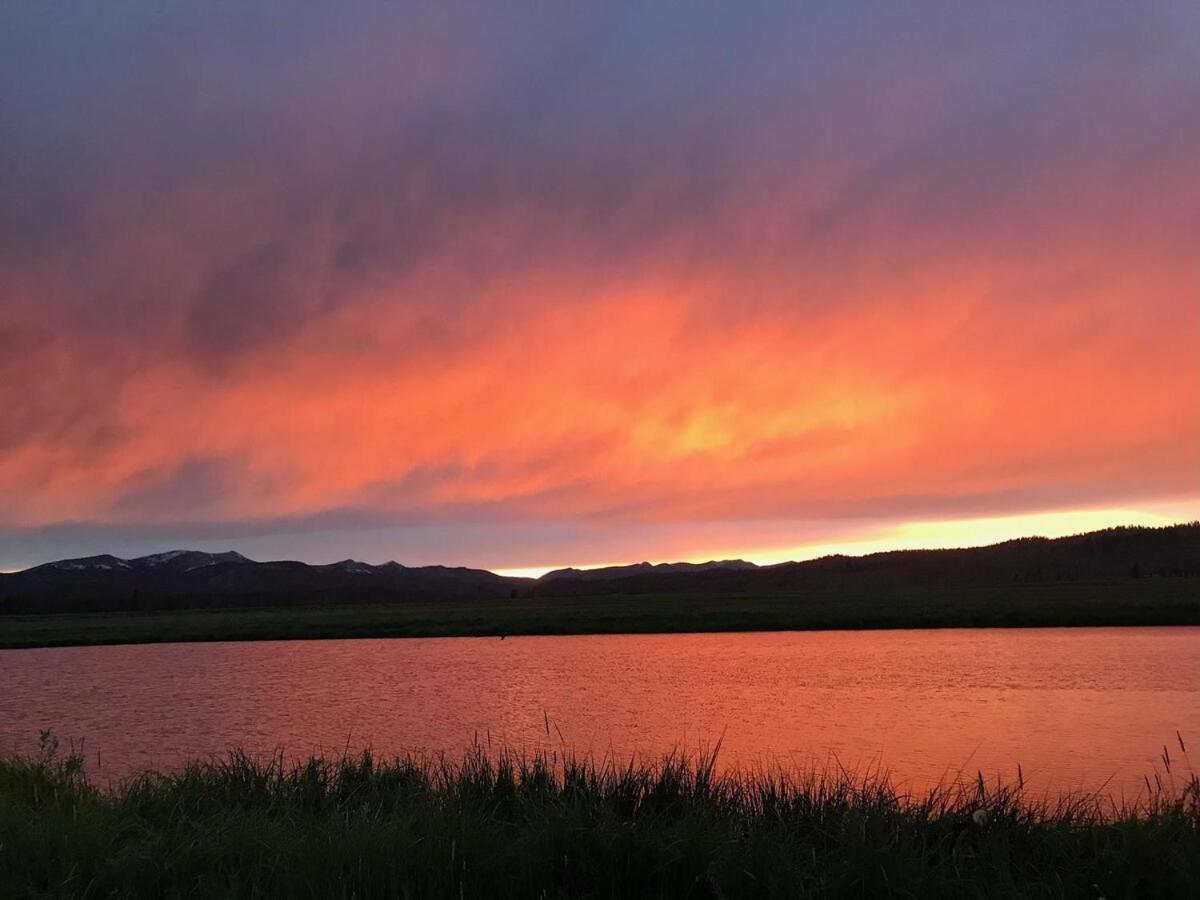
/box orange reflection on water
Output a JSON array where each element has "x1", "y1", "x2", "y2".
[{"x1": 1, "y1": 627, "x2": 1196, "y2": 799}]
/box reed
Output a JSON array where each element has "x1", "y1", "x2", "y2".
[{"x1": 1, "y1": 732, "x2": 1197, "y2": 898}]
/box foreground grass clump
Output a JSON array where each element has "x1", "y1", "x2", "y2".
[{"x1": 1, "y1": 737, "x2": 1198, "y2": 898}]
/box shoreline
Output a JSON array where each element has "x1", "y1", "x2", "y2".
[{"x1": 2, "y1": 578, "x2": 1197, "y2": 650}]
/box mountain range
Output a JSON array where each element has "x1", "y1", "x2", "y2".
[
  {"x1": 0, "y1": 550, "x2": 527, "y2": 614},
  {"x1": 1, "y1": 524, "x2": 1197, "y2": 615}
]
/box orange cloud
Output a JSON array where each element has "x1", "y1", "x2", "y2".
[{"x1": 0, "y1": 2, "x2": 1196, "y2": 569}]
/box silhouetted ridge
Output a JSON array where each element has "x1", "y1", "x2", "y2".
[
  {"x1": 542, "y1": 559, "x2": 757, "y2": 582},
  {"x1": 529, "y1": 524, "x2": 1200, "y2": 596},
  {"x1": 0, "y1": 552, "x2": 529, "y2": 614},
  {"x1": 1, "y1": 524, "x2": 1196, "y2": 615}
]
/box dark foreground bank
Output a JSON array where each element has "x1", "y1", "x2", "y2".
[
  {"x1": 2, "y1": 737, "x2": 1197, "y2": 898},
  {"x1": 1, "y1": 578, "x2": 1198, "y2": 649}
]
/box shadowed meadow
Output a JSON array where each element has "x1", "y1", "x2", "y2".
[{"x1": 2, "y1": 579, "x2": 1198, "y2": 650}]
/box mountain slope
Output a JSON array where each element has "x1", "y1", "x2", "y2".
[
  {"x1": 541, "y1": 560, "x2": 758, "y2": 582},
  {"x1": 0, "y1": 552, "x2": 531, "y2": 614},
  {"x1": 529, "y1": 524, "x2": 1200, "y2": 596},
  {"x1": 1, "y1": 524, "x2": 1196, "y2": 615}
]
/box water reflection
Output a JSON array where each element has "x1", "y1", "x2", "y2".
[{"x1": 1, "y1": 627, "x2": 1196, "y2": 798}]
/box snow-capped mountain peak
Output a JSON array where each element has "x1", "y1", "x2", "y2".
[
  {"x1": 332, "y1": 559, "x2": 376, "y2": 576},
  {"x1": 50, "y1": 555, "x2": 132, "y2": 572},
  {"x1": 131, "y1": 550, "x2": 250, "y2": 571}
]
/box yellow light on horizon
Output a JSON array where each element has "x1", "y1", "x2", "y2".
[{"x1": 491, "y1": 502, "x2": 1199, "y2": 578}]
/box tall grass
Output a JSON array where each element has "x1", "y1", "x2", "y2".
[{"x1": 1, "y1": 734, "x2": 1197, "y2": 898}]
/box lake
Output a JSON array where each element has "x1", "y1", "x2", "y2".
[{"x1": 1, "y1": 627, "x2": 1196, "y2": 798}]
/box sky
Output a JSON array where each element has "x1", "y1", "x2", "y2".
[{"x1": 1, "y1": 2, "x2": 1198, "y2": 574}]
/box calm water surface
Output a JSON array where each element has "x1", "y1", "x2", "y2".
[{"x1": 2, "y1": 628, "x2": 1197, "y2": 797}]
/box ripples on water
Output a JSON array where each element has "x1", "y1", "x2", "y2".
[{"x1": 1, "y1": 627, "x2": 1197, "y2": 797}]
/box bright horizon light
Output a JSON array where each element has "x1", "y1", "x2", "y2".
[
  {"x1": 1, "y1": 4, "x2": 1196, "y2": 573},
  {"x1": 493, "y1": 503, "x2": 1200, "y2": 578}
]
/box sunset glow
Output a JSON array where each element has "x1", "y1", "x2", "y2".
[
  {"x1": 1, "y1": 3, "x2": 1197, "y2": 571},
  {"x1": 494, "y1": 503, "x2": 1200, "y2": 578}
]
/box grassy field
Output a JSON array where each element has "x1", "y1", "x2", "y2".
[
  {"x1": 0, "y1": 578, "x2": 1197, "y2": 650},
  {"x1": 2, "y1": 734, "x2": 1197, "y2": 898}
]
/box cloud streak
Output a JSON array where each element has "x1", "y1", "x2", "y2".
[{"x1": 1, "y1": 1, "x2": 1197, "y2": 569}]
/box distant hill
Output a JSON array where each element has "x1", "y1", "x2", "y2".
[
  {"x1": 0, "y1": 551, "x2": 531, "y2": 614},
  {"x1": 529, "y1": 524, "x2": 1200, "y2": 597},
  {"x1": 541, "y1": 560, "x2": 758, "y2": 582},
  {"x1": 1, "y1": 524, "x2": 1197, "y2": 615}
]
